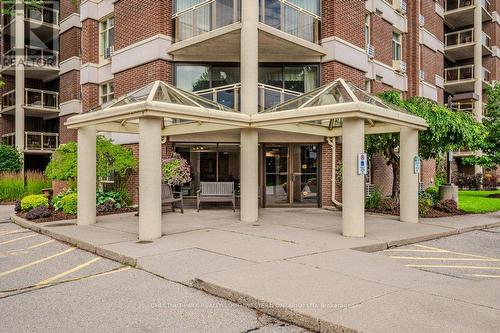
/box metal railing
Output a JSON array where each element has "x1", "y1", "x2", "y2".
[
  {"x1": 259, "y1": 0, "x2": 321, "y2": 44},
  {"x1": 1, "y1": 132, "x2": 59, "y2": 151},
  {"x1": 451, "y1": 101, "x2": 474, "y2": 113},
  {"x1": 482, "y1": 32, "x2": 491, "y2": 48},
  {"x1": 258, "y1": 83, "x2": 301, "y2": 112},
  {"x1": 445, "y1": 28, "x2": 473, "y2": 47},
  {"x1": 173, "y1": 0, "x2": 241, "y2": 42},
  {"x1": 25, "y1": 5, "x2": 59, "y2": 25},
  {"x1": 445, "y1": 0, "x2": 474, "y2": 11},
  {"x1": 481, "y1": 0, "x2": 491, "y2": 11},
  {"x1": 2, "y1": 46, "x2": 59, "y2": 68},
  {"x1": 1, "y1": 89, "x2": 59, "y2": 110},
  {"x1": 482, "y1": 67, "x2": 491, "y2": 82},
  {"x1": 445, "y1": 65, "x2": 474, "y2": 82}
]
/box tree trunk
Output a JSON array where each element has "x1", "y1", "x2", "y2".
[{"x1": 391, "y1": 161, "x2": 400, "y2": 200}]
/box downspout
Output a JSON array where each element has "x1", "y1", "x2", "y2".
[{"x1": 327, "y1": 137, "x2": 342, "y2": 207}]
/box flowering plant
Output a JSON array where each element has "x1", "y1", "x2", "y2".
[{"x1": 162, "y1": 153, "x2": 192, "y2": 186}]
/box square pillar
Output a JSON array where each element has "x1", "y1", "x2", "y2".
[
  {"x1": 139, "y1": 117, "x2": 162, "y2": 241},
  {"x1": 342, "y1": 118, "x2": 365, "y2": 237},
  {"x1": 77, "y1": 126, "x2": 96, "y2": 226},
  {"x1": 400, "y1": 127, "x2": 419, "y2": 223},
  {"x1": 240, "y1": 128, "x2": 259, "y2": 222}
]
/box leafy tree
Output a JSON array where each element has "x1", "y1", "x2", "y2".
[
  {"x1": 0, "y1": 144, "x2": 23, "y2": 172},
  {"x1": 45, "y1": 136, "x2": 138, "y2": 182},
  {"x1": 366, "y1": 92, "x2": 484, "y2": 198}
]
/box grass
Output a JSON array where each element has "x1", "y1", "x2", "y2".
[
  {"x1": 459, "y1": 190, "x2": 500, "y2": 213},
  {"x1": 0, "y1": 171, "x2": 51, "y2": 202}
]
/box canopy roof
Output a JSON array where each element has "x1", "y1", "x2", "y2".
[{"x1": 66, "y1": 79, "x2": 427, "y2": 136}]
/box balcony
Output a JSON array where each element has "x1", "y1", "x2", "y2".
[
  {"x1": 482, "y1": 67, "x2": 491, "y2": 83},
  {"x1": 444, "y1": 29, "x2": 492, "y2": 61},
  {"x1": 444, "y1": 64, "x2": 475, "y2": 93},
  {"x1": 169, "y1": 0, "x2": 324, "y2": 62},
  {"x1": 1, "y1": 132, "x2": 59, "y2": 153},
  {"x1": 1, "y1": 46, "x2": 59, "y2": 81},
  {"x1": 1, "y1": 88, "x2": 59, "y2": 117},
  {"x1": 444, "y1": 0, "x2": 491, "y2": 28},
  {"x1": 193, "y1": 83, "x2": 302, "y2": 112},
  {"x1": 2, "y1": 5, "x2": 59, "y2": 44},
  {"x1": 450, "y1": 100, "x2": 475, "y2": 113}
]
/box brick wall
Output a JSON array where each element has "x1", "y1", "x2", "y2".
[
  {"x1": 371, "y1": 14, "x2": 394, "y2": 67},
  {"x1": 60, "y1": 0, "x2": 80, "y2": 20},
  {"x1": 320, "y1": 141, "x2": 342, "y2": 207},
  {"x1": 59, "y1": 115, "x2": 78, "y2": 144},
  {"x1": 321, "y1": 0, "x2": 365, "y2": 49},
  {"x1": 421, "y1": 158, "x2": 436, "y2": 189},
  {"x1": 81, "y1": 83, "x2": 100, "y2": 113},
  {"x1": 371, "y1": 154, "x2": 393, "y2": 196},
  {"x1": 81, "y1": 19, "x2": 99, "y2": 64},
  {"x1": 60, "y1": 28, "x2": 81, "y2": 61},
  {"x1": 114, "y1": 60, "x2": 172, "y2": 96},
  {"x1": 321, "y1": 61, "x2": 365, "y2": 88},
  {"x1": 59, "y1": 71, "x2": 81, "y2": 103}
]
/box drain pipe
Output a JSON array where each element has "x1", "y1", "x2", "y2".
[{"x1": 327, "y1": 137, "x2": 342, "y2": 207}]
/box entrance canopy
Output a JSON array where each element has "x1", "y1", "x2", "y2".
[{"x1": 65, "y1": 79, "x2": 427, "y2": 136}]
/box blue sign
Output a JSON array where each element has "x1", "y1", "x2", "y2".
[{"x1": 414, "y1": 156, "x2": 421, "y2": 174}]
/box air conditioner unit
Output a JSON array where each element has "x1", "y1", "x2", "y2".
[
  {"x1": 394, "y1": 0, "x2": 407, "y2": 13},
  {"x1": 393, "y1": 60, "x2": 407, "y2": 73},
  {"x1": 367, "y1": 44, "x2": 375, "y2": 58},
  {"x1": 104, "y1": 46, "x2": 114, "y2": 59},
  {"x1": 419, "y1": 14, "x2": 425, "y2": 27},
  {"x1": 419, "y1": 70, "x2": 425, "y2": 81}
]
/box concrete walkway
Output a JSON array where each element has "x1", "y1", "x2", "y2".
[{"x1": 11, "y1": 208, "x2": 500, "y2": 333}]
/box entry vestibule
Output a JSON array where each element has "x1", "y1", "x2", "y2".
[{"x1": 65, "y1": 79, "x2": 427, "y2": 241}]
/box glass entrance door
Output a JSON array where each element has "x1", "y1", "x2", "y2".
[{"x1": 264, "y1": 144, "x2": 319, "y2": 207}]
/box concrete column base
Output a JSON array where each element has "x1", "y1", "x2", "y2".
[{"x1": 439, "y1": 185, "x2": 459, "y2": 204}]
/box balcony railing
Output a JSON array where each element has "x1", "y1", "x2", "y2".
[
  {"x1": 1, "y1": 88, "x2": 59, "y2": 110},
  {"x1": 2, "y1": 46, "x2": 59, "y2": 68},
  {"x1": 445, "y1": 0, "x2": 474, "y2": 11},
  {"x1": 1, "y1": 132, "x2": 59, "y2": 151},
  {"x1": 451, "y1": 101, "x2": 474, "y2": 113},
  {"x1": 259, "y1": 0, "x2": 320, "y2": 44},
  {"x1": 445, "y1": 65, "x2": 474, "y2": 83},
  {"x1": 481, "y1": 0, "x2": 491, "y2": 11},
  {"x1": 445, "y1": 28, "x2": 473, "y2": 47},
  {"x1": 26, "y1": 5, "x2": 59, "y2": 25},
  {"x1": 482, "y1": 32, "x2": 491, "y2": 48},
  {"x1": 482, "y1": 67, "x2": 490, "y2": 82},
  {"x1": 173, "y1": 0, "x2": 241, "y2": 42},
  {"x1": 193, "y1": 82, "x2": 303, "y2": 112}
]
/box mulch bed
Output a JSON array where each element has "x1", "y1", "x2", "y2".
[
  {"x1": 487, "y1": 193, "x2": 500, "y2": 198},
  {"x1": 16, "y1": 207, "x2": 138, "y2": 223},
  {"x1": 366, "y1": 207, "x2": 464, "y2": 218}
]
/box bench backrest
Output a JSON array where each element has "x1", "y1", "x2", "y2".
[
  {"x1": 200, "y1": 182, "x2": 234, "y2": 196},
  {"x1": 161, "y1": 184, "x2": 173, "y2": 200}
]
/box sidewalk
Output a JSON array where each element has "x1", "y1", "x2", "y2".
[{"x1": 10, "y1": 208, "x2": 500, "y2": 333}]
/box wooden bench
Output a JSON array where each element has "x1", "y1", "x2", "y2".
[
  {"x1": 135, "y1": 184, "x2": 184, "y2": 215},
  {"x1": 197, "y1": 182, "x2": 235, "y2": 212}
]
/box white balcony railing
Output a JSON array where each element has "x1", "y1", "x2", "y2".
[
  {"x1": 445, "y1": 64, "x2": 474, "y2": 83},
  {"x1": 482, "y1": 32, "x2": 491, "y2": 48},
  {"x1": 1, "y1": 132, "x2": 59, "y2": 151},
  {"x1": 193, "y1": 82, "x2": 302, "y2": 112},
  {"x1": 259, "y1": 0, "x2": 321, "y2": 44},
  {"x1": 2, "y1": 46, "x2": 59, "y2": 69},
  {"x1": 482, "y1": 67, "x2": 491, "y2": 82},
  {"x1": 1, "y1": 88, "x2": 59, "y2": 110},
  {"x1": 445, "y1": 28, "x2": 473, "y2": 47},
  {"x1": 445, "y1": 0, "x2": 475, "y2": 12},
  {"x1": 26, "y1": 5, "x2": 59, "y2": 25},
  {"x1": 173, "y1": 0, "x2": 241, "y2": 42},
  {"x1": 451, "y1": 101, "x2": 474, "y2": 113}
]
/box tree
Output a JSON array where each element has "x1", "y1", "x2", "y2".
[
  {"x1": 366, "y1": 92, "x2": 484, "y2": 198},
  {"x1": 45, "y1": 136, "x2": 138, "y2": 182},
  {"x1": 0, "y1": 144, "x2": 23, "y2": 172}
]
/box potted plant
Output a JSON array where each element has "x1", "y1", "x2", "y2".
[{"x1": 161, "y1": 153, "x2": 191, "y2": 190}]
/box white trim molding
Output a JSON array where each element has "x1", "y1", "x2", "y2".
[
  {"x1": 60, "y1": 99, "x2": 83, "y2": 117},
  {"x1": 80, "y1": 0, "x2": 114, "y2": 21},
  {"x1": 435, "y1": 2, "x2": 444, "y2": 18},
  {"x1": 365, "y1": 0, "x2": 408, "y2": 33},
  {"x1": 80, "y1": 62, "x2": 113, "y2": 85},
  {"x1": 60, "y1": 56, "x2": 82, "y2": 75},
  {"x1": 492, "y1": 11, "x2": 500, "y2": 25},
  {"x1": 491, "y1": 46, "x2": 500, "y2": 59},
  {"x1": 366, "y1": 60, "x2": 408, "y2": 91},
  {"x1": 112, "y1": 34, "x2": 173, "y2": 74},
  {"x1": 420, "y1": 81, "x2": 438, "y2": 102},
  {"x1": 420, "y1": 28, "x2": 444, "y2": 53},
  {"x1": 435, "y1": 74, "x2": 444, "y2": 89},
  {"x1": 321, "y1": 37, "x2": 369, "y2": 72},
  {"x1": 60, "y1": 13, "x2": 81, "y2": 33}
]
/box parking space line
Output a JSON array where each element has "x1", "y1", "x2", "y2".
[
  {"x1": 406, "y1": 264, "x2": 500, "y2": 270},
  {"x1": 412, "y1": 244, "x2": 500, "y2": 261},
  {"x1": 384, "y1": 249, "x2": 444, "y2": 253},
  {"x1": 0, "y1": 230, "x2": 25, "y2": 236},
  {"x1": 89, "y1": 266, "x2": 131, "y2": 278},
  {"x1": 8, "y1": 240, "x2": 55, "y2": 253},
  {"x1": 466, "y1": 274, "x2": 500, "y2": 278},
  {"x1": 0, "y1": 234, "x2": 36, "y2": 245},
  {"x1": 0, "y1": 247, "x2": 76, "y2": 278},
  {"x1": 36, "y1": 257, "x2": 101, "y2": 286},
  {"x1": 390, "y1": 256, "x2": 500, "y2": 262}
]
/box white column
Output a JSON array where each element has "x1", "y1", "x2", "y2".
[
  {"x1": 77, "y1": 126, "x2": 96, "y2": 226},
  {"x1": 239, "y1": 0, "x2": 259, "y2": 222},
  {"x1": 342, "y1": 118, "x2": 365, "y2": 237},
  {"x1": 14, "y1": 0, "x2": 25, "y2": 167},
  {"x1": 139, "y1": 117, "x2": 162, "y2": 241},
  {"x1": 400, "y1": 127, "x2": 419, "y2": 223},
  {"x1": 473, "y1": 1, "x2": 483, "y2": 123}
]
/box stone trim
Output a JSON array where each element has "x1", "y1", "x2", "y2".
[
  {"x1": 321, "y1": 36, "x2": 369, "y2": 72},
  {"x1": 60, "y1": 99, "x2": 83, "y2": 117},
  {"x1": 60, "y1": 13, "x2": 82, "y2": 33},
  {"x1": 80, "y1": 0, "x2": 114, "y2": 22},
  {"x1": 80, "y1": 62, "x2": 113, "y2": 85},
  {"x1": 60, "y1": 56, "x2": 82, "y2": 75}
]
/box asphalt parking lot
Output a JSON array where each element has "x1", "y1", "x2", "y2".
[
  {"x1": 0, "y1": 222, "x2": 308, "y2": 333},
  {"x1": 381, "y1": 227, "x2": 500, "y2": 280}
]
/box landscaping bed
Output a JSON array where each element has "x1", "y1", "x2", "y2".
[{"x1": 16, "y1": 206, "x2": 138, "y2": 223}]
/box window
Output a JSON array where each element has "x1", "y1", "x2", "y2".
[
  {"x1": 392, "y1": 32, "x2": 402, "y2": 61},
  {"x1": 100, "y1": 17, "x2": 115, "y2": 60},
  {"x1": 100, "y1": 82, "x2": 115, "y2": 104},
  {"x1": 365, "y1": 14, "x2": 371, "y2": 49}
]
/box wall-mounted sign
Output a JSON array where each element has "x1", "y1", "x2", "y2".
[
  {"x1": 358, "y1": 153, "x2": 368, "y2": 175},
  {"x1": 414, "y1": 156, "x2": 421, "y2": 174}
]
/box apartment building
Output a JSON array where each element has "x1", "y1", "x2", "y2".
[
  {"x1": 443, "y1": 0, "x2": 499, "y2": 174},
  {"x1": 0, "y1": 1, "x2": 60, "y2": 170}
]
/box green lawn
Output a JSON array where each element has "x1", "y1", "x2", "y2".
[{"x1": 459, "y1": 190, "x2": 500, "y2": 213}]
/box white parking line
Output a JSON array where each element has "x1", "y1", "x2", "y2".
[
  {"x1": 391, "y1": 256, "x2": 500, "y2": 262},
  {"x1": 0, "y1": 234, "x2": 36, "y2": 245},
  {"x1": 466, "y1": 274, "x2": 500, "y2": 278},
  {"x1": 406, "y1": 264, "x2": 500, "y2": 270}
]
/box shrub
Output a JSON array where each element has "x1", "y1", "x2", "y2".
[
  {"x1": 456, "y1": 173, "x2": 482, "y2": 190},
  {"x1": 418, "y1": 192, "x2": 433, "y2": 215},
  {"x1": 425, "y1": 186, "x2": 440, "y2": 204},
  {"x1": 61, "y1": 193, "x2": 78, "y2": 215},
  {"x1": 25, "y1": 171, "x2": 51, "y2": 195},
  {"x1": 14, "y1": 200, "x2": 21, "y2": 213},
  {"x1": 365, "y1": 187, "x2": 382, "y2": 209},
  {"x1": 21, "y1": 194, "x2": 49, "y2": 211},
  {"x1": 0, "y1": 144, "x2": 22, "y2": 172},
  {"x1": 483, "y1": 173, "x2": 498, "y2": 189},
  {"x1": 379, "y1": 198, "x2": 399, "y2": 211},
  {"x1": 0, "y1": 172, "x2": 24, "y2": 201},
  {"x1": 434, "y1": 199, "x2": 460, "y2": 214},
  {"x1": 96, "y1": 190, "x2": 122, "y2": 208},
  {"x1": 26, "y1": 206, "x2": 52, "y2": 220},
  {"x1": 52, "y1": 188, "x2": 76, "y2": 211},
  {"x1": 96, "y1": 200, "x2": 115, "y2": 214},
  {"x1": 162, "y1": 153, "x2": 191, "y2": 186}
]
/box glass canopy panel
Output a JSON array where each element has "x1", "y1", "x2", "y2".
[
  {"x1": 345, "y1": 82, "x2": 411, "y2": 115},
  {"x1": 105, "y1": 82, "x2": 155, "y2": 108}
]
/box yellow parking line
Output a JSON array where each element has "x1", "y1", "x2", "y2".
[
  {"x1": 466, "y1": 274, "x2": 500, "y2": 278},
  {"x1": 0, "y1": 247, "x2": 76, "y2": 278},
  {"x1": 0, "y1": 234, "x2": 36, "y2": 246},
  {"x1": 0, "y1": 230, "x2": 25, "y2": 236},
  {"x1": 406, "y1": 264, "x2": 500, "y2": 270},
  {"x1": 8, "y1": 240, "x2": 55, "y2": 253},
  {"x1": 391, "y1": 256, "x2": 500, "y2": 262},
  {"x1": 36, "y1": 257, "x2": 101, "y2": 286},
  {"x1": 412, "y1": 244, "x2": 500, "y2": 261},
  {"x1": 385, "y1": 249, "x2": 444, "y2": 253},
  {"x1": 89, "y1": 266, "x2": 131, "y2": 278}
]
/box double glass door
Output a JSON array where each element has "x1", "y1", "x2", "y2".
[{"x1": 264, "y1": 144, "x2": 318, "y2": 207}]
